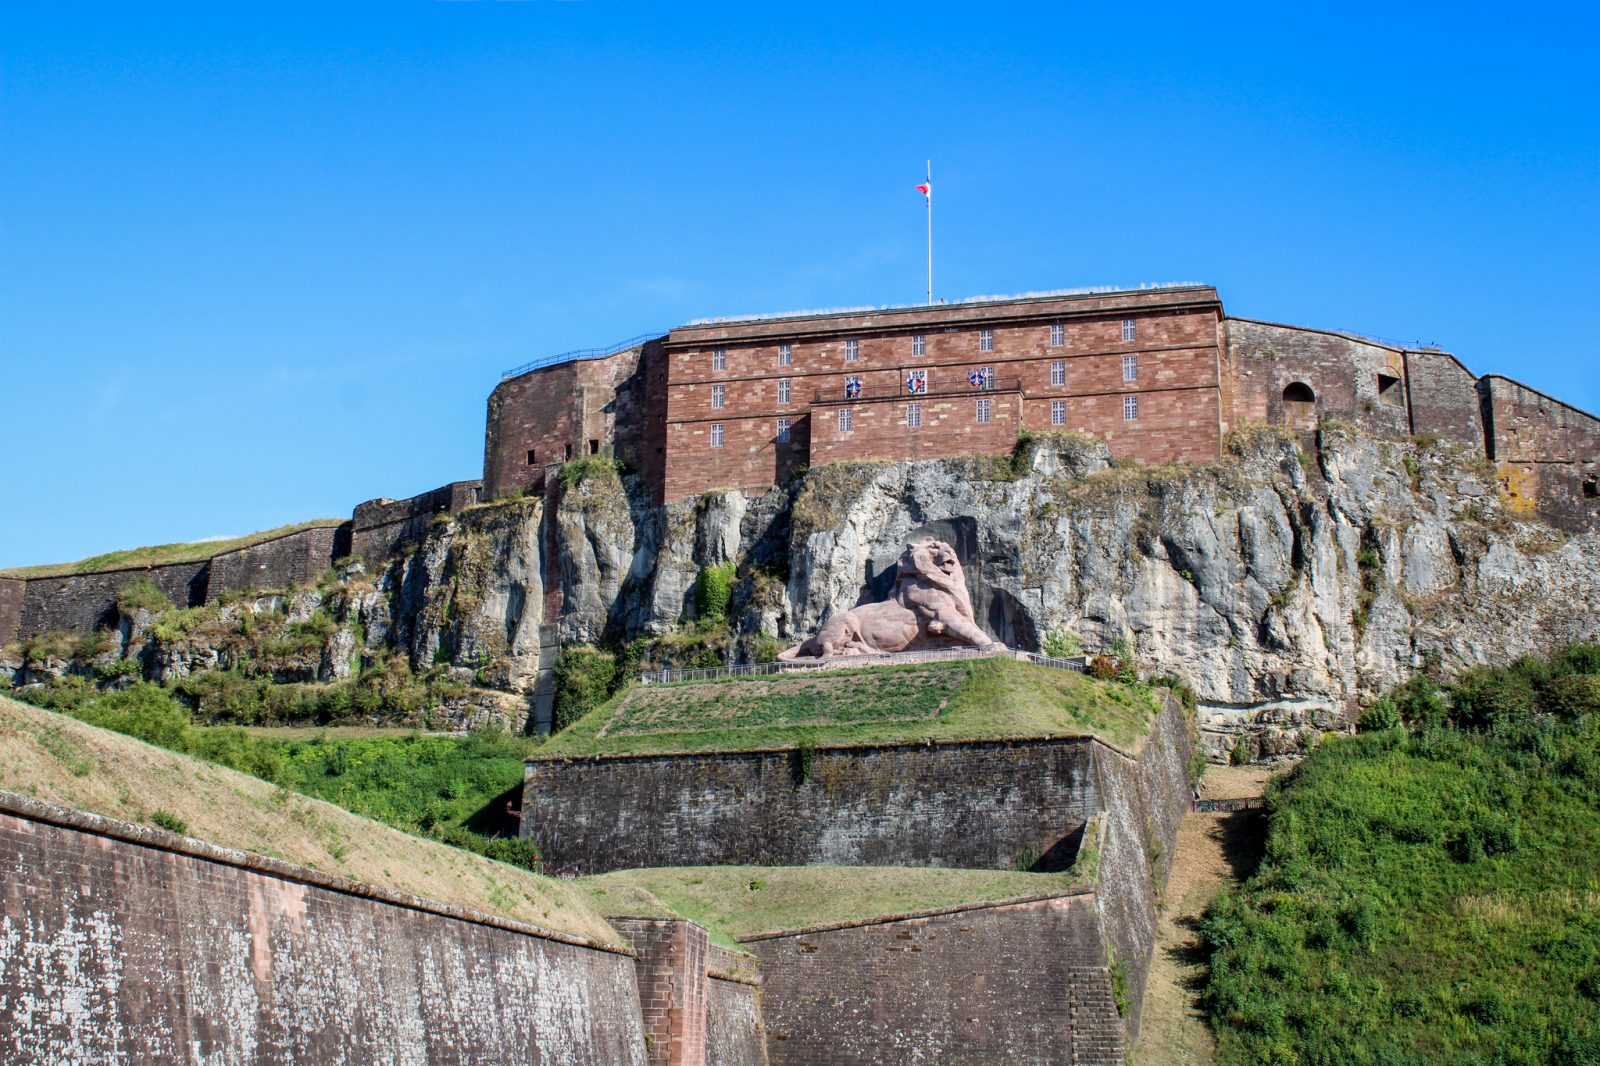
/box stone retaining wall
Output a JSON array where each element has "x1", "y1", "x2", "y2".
[{"x1": 0, "y1": 791, "x2": 650, "y2": 1065}]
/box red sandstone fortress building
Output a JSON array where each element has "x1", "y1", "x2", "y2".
[{"x1": 483, "y1": 284, "x2": 1600, "y2": 530}]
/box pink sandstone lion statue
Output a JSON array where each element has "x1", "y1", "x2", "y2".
[{"x1": 777, "y1": 537, "x2": 1000, "y2": 660}]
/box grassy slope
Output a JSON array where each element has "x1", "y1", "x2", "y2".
[
  {"x1": 0, "y1": 694, "x2": 622, "y2": 947},
  {"x1": 583, "y1": 863, "x2": 1093, "y2": 948},
  {"x1": 1202, "y1": 726, "x2": 1600, "y2": 1064},
  {"x1": 0, "y1": 519, "x2": 345, "y2": 578},
  {"x1": 541, "y1": 656, "x2": 1159, "y2": 758}
]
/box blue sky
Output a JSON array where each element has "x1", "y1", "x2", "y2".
[{"x1": 2, "y1": 2, "x2": 1596, "y2": 567}]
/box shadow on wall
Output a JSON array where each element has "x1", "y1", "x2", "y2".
[{"x1": 861, "y1": 517, "x2": 1038, "y2": 649}]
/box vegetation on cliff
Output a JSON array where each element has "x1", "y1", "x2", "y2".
[
  {"x1": 0, "y1": 694, "x2": 619, "y2": 945},
  {"x1": 538, "y1": 656, "x2": 1161, "y2": 758},
  {"x1": 1200, "y1": 644, "x2": 1600, "y2": 1064}
]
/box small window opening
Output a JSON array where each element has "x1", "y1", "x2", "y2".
[
  {"x1": 1584, "y1": 480, "x2": 1599, "y2": 499},
  {"x1": 526, "y1": 449, "x2": 537, "y2": 465},
  {"x1": 1377, "y1": 373, "x2": 1403, "y2": 407},
  {"x1": 588, "y1": 439, "x2": 600, "y2": 455},
  {"x1": 564, "y1": 442, "x2": 573, "y2": 460}
]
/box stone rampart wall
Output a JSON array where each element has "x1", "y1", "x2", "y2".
[
  {"x1": 1224, "y1": 319, "x2": 1413, "y2": 437},
  {"x1": 706, "y1": 975, "x2": 768, "y2": 1066},
  {"x1": 17, "y1": 560, "x2": 210, "y2": 637},
  {"x1": 0, "y1": 791, "x2": 649, "y2": 1066},
  {"x1": 523, "y1": 738, "x2": 1101, "y2": 875},
  {"x1": 349, "y1": 479, "x2": 482, "y2": 564},
  {"x1": 1402, "y1": 348, "x2": 1485, "y2": 451},
  {"x1": 205, "y1": 524, "x2": 347, "y2": 597},
  {"x1": 1482, "y1": 375, "x2": 1600, "y2": 531},
  {"x1": 0, "y1": 577, "x2": 23, "y2": 645},
  {"x1": 743, "y1": 895, "x2": 1124, "y2": 1066}
]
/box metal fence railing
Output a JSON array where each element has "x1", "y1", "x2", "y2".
[
  {"x1": 638, "y1": 645, "x2": 1085, "y2": 686},
  {"x1": 500, "y1": 332, "x2": 665, "y2": 380}
]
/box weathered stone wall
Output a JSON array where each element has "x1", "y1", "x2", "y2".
[
  {"x1": 1482, "y1": 375, "x2": 1600, "y2": 531},
  {"x1": 743, "y1": 895, "x2": 1124, "y2": 1066},
  {"x1": 706, "y1": 973, "x2": 768, "y2": 1066},
  {"x1": 206, "y1": 524, "x2": 346, "y2": 597},
  {"x1": 1087, "y1": 693, "x2": 1195, "y2": 1040},
  {"x1": 349, "y1": 479, "x2": 482, "y2": 565},
  {"x1": 17, "y1": 560, "x2": 210, "y2": 636},
  {"x1": 0, "y1": 791, "x2": 649, "y2": 1066},
  {"x1": 1224, "y1": 319, "x2": 1413, "y2": 437},
  {"x1": 1402, "y1": 348, "x2": 1485, "y2": 451},
  {"x1": 0, "y1": 577, "x2": 22, "y2": 645},
  {"x1": 615, "y1": 918, "x2": 711, "y2": 1066},
  {"x1": 808, "y1": 388, "x2": 1023, "y2": 469},
  {"x1": 523, "y1": 738, "x2": 1100, "y2": 875}
]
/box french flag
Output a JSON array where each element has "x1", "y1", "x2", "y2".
[{"x1": 915, "y1": 181, "x2": 931, "y2": 199}]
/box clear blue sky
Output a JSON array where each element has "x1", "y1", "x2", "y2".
[{"x1": 3, "y1": 2, "x2": 1596, "y2": 567}]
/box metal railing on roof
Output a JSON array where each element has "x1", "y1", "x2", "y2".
[
  {"x1": 500, "y1": 332, "x2": 665, "y2": 380},
  {"x1": 637, "y1": 645, "x2": 1085, "y2": 685}
]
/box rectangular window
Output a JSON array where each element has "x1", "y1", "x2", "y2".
[
  {"x1": 712, "y1": 347, "x2": 727, "y2": 370},
  {"x1": 777, "y1": 378, "x2": 791, "y2": 404},
  {"x1": 711, "y1": 384, "x2": 726, "y2": 409},
  {"x1": 1122, "y1": 355, "x2": 1138, "y2": 381},
  {"x1": 1121, "y1": 319, "x2": 1136, "y2": 342},
  {"x1": 844, "y1": 339, "x2": 860, "y2": 362},
  {"x1": 778, "y1": 343, "x2": 792, "y2": 367},
  {"x1": 979, "y1": 328, "x2": 994, "y2": 352},
  {"x1": 1049, "y1": 323, "x2": 1064, "y2": 347},
  {"x1": 710, "y1": 422, "x2": 725, "y2": 447},
  {"x1": 1123, "y1": 395, "x2": 1139, "y2": 421},
  {"x1": 838, "y1": 408, "x2": 853, "y2": 433},
  {"x1": 907, "y1": 402, "x2": 922, "y2": 429},
  {"x1": 1051, "y1": 400, "x2": 1066, "y2": 426},
  {"x1": 911, "y1": 333, "x2": 926, "y2": 356},
  {"x1": 526, "y1": 449, "x2": 537, "y2": 465},
  {"x1": 1050, "y1": 361, "x2": 1066, "y2": 386},
  {"x1": 976, "y1": 397, "x2": 992, "y2": 424},
  {"x1": 776, "y1": 417, "x2": 791, "y2": 443}
]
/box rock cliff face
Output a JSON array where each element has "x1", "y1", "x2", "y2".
[{"x1": 14, "y1": 427, "x2": 1598, "y2": 755}]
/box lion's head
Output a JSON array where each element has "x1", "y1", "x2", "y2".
[{"x1": 899, "y1": 538, "x2": 963, "y2": 582}]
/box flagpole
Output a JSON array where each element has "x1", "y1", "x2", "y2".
[{"x1": 925, "y1": 160, "x2": 933, "y2": 306}]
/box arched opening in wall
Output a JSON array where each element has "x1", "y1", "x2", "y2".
[{"x1": 1282, "y1": 382, "x2": 1317, "y2": 431}]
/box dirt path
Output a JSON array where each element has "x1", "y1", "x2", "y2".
[{"x1": 1129, "y1": 764, "x2": 1282, "y2": 1065}]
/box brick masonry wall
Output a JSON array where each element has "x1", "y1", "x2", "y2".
[
  {"x1": 743, "y1": 895, "x2": 1125, "y2": 1066},
  {"x1": 1483, "y1": 375, "x2": 1600, "y2": 531},
  {"x1": 349, "y1": 480, "x2": 482, "y2": 565},
  {"x1": 206, "y1": 524, "x2": 344, "y2": 597},
  {"x1": 18, "y1": 560, "x2": 210, "y2": 637},
  {"x1": 523, "y1": 738, "x2": 1100, "y2": 875},
  {"x1": 706, "y1": 975, "x2": 768, "y2": 1066},
  {"x1": 809, "y1": 390, "x2": 1022, "y2": 467},
  {"x1": 1225, "y1": 319, "x2": 1413, "y2": 438},
  {"x1": 0, "y1": 792, "x2": 649, "y2": 1066},
  {"x1": 0, "y1": 577, "x2": 22, "y2": 645},
  {"x1": 615, "y1": 918, "x2": 712, "y2": 1066},
  {"x1": 1402, "y1": 348, "x2": 1485, "y2": 451},
  {"x1": 661, "y1": 295, "x2": 1223, "y2": 501}
]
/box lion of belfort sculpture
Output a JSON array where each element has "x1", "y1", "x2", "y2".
[{"x1": 777, "y1": 538, "x2": 1000, "y2": 660}]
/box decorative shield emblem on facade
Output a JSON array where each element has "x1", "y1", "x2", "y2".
[
  {"x1": 845, "y1": 376, "x2": 862, "y2": 398},
  {"x1": 906, "y1": 370, "x2": 926, "y2": 394},
  {"x1": 967, "y1": 367, "x2": 989, "y2": 388}
]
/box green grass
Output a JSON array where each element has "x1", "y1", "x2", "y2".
[
  {"x1": 8, "y1": 681, "x2": 540, "y2": 865},
  {"x1": 537, "y1": 657, "x2": 1160, "y2": 759},
  {"x1": 582, "y1": 863, "x2": 1093, "y2": 949},
  {"x1": 0, "y1": 519, "x2": 345, "y2": 578},
  {"x1": 1201, "y1": 646, "x2": 1600, "y2": 1064}
]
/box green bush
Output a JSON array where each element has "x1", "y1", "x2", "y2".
[
  {"x1": 1356, "y1": 697, "x2": 1401, "y2": 732},
  {"x1": 116, "y1": 578, "x2": 173, "y2": 614},
  {"x1": 558, "y1": 455, "x2": 625, "y2": 487},
  {"x1": 696, "y1": 562, "x2": 737, "y2": 622},
  {"x1": 148, "y1": 810, "x2": 189, "y2": 835},
  {"x1": 1041, "y1": 628, "x2": 1084, "y2": 659},
  {"x1": 551, "y1": 645, "x2": 618, "y2": 732}
]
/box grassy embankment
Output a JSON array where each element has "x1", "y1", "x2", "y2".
[
  {"x1": 0, "y1": 520, "x2": 346, "y2": 578},
  {"x1": 540, "y1": 656, "x2": 1160, "y2": 759},
  {"x1": 583, "y1": 862, "x2": 1096, "y2": 950},
  {"x1": 1201, "y1": 645, "x2": 1600, "y2": 1064},
  {"x1": 0, "y1": 694, "x2": 621, "y2": 946}
]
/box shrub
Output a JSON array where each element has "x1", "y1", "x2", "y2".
[
  {"x1": 116, "y1": 578, "x2": 173, "y2": 614},
  {"x1": 1356, "y1": 698, "x2": 1401, "y2": 732},
  {"x1": 695, "y1": 562, "x2": 737, "y2": 622},
  {"x1": 1041, "y1": 628, "x2": 1084, "y2": 659},
  {"x1": 1088, "y1": 655, "x2": 1117, "y2": 680},
  {"x1": 558, "y1": 455, "x2": 625, "y2": 487},
  {"x1": 148, "y1": 810, "x2": 189, "y2": 835},
  {"x1": 551, "y1": 645, "x2": 618, "y2": 732}
]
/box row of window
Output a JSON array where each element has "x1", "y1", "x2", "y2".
[
  {"x1": 704, "y1": 394, "x2": 1141, "y2": 447},
  {"x1": 710, "y1": 319, "x2": 1140, "y2": 369},
  {"x1": 708, "y1": 356, "x2": 1138, "y2": 410}
]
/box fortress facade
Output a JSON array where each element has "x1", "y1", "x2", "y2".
[{"x1": 482, "y1": 284, "x2": 1600, "y2": 528}]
